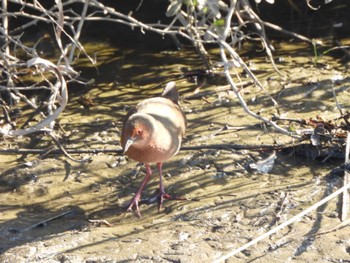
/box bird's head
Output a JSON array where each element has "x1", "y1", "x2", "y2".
[{"x1": 122, "y1": 114, "x2": 154, "y2": 153}]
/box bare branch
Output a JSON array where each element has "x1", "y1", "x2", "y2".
[
  {"x1": 213, "y1": 180, "x2": 350, "y2": 262},
  {"x1": 1, "y1": 58, "x2": 68, "y2": 137}
]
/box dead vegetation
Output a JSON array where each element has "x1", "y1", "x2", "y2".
[{"x1": 1, "y1": 1, "x2": 350, "y2": 262}]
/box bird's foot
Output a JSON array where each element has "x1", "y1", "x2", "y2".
[
  {"x1": 125, "y1": 195, "x2": 142, "y2": 218},
  {"x1": 148, "y1": 190, "x2": 188, "y2": 211},
  {"x1": 158, "y1": 192, "x2": 188, "y2": 211}
]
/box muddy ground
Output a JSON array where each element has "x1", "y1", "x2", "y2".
[{"x1": 1, "y1": 40, "x2": 350, "y2": 262}]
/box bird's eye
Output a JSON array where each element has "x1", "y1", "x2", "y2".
[{"x1": 136, "y1": 129, "x2": 142, "y2": 135}]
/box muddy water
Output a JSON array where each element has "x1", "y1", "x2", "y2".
[{"x1": 1, "y1": 39, "x2": 350, "y2": 262}]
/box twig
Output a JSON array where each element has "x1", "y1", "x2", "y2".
[
  {"x1": 32, "y1": 0, "x2": 94, "y2": 66},
  {"x1": 214, "y1": 37, "x2": 297, "y2": 138},
  {"x1": 262, "y1": 21, "x2": 314, "y2": 44},
  {"x1": 240, "y1": 0, "x2": 283, "y2": 76},
  {"x1": 1, "y1": 58, "x2": 68, "y2": 137},
  {"x1": 271, "y1": 115, "x2": 306, "y2": 124},
  {"x1": 341, "y1": 132, "x2": 350, "y2": 221},
  {"x1": 207, "y1": 19, "x2": 280, "y2": 107},
  {"x1": 11, "y1": 209, "x2": 74, "y2": 233},
  {"x1": 88, "y1": 219, "x2": 113, "y2": 227},
  {"x1": 2, "y1": 0, "x2": 10, "y2": 58},
  {"x1": 333, "y1": 38, "x2": 350, "y2": 60},
  {"x1": 0, "y1": 141, "x2": 310, "y2": 155},
  {"x1": 86, "y1": 0, "x2": 193, "y2": 41},
  {"x1": 331, "y1": 81, "x2": 344, "y2": 117},
  {"x1": 213, "y1": 180, "x2": 350, "y2": 263},
  {"x1": 315, "y1": 218, "x2": 350, "y2": 237},
  {"x1": 47, "y1": 131, "x2": 91, "y2": 163},
  {"x1": 0, "y1": 147, "x2": 122, "y2": 155},
  {"x1": 68, "y1": 0, "x2": 89, "y2": 63}
]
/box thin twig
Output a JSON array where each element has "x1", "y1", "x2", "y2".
[
  {"x1": 2, "y1": 58, "x2": 68, "y2": 137},
  {"x1": 11, "y1": 209, "x2": 74, "y2": 233},
  {"x1": 315, "y1": 218, "x2": 350, "y2": 236},
  {"x1": 88, "y1": 219, "x2": 113, "y2": 227},
  {"x1": 2, "y1": 0, "x2": 10, "y2": 58},
  {"x1": 208, "y1": 30, "x2": 280, "y2": 107},
  {"x1": 213, "y1": 181, "x2": 350, "y2": 263},
  {"x1": 0, "y1": 147, "x2": 122, "y2": 155},
  {"x1": 262, "y1": 21, "x2": 314, "y2": 44},
  {"x1": 215, "y1": 39, "x2": 297, "y2": 137},
  {"x1": 68, "y1": 0, "x2": 89, "y2": 63},
  {"x1": 47, "y1": 131, "x2": 91, "y2": 163},
  {"x1": 0, "y1": 141, "x2": 310, "y2": 155},
  {"x1": 331, "y1": 81, "x2": 344, "y2": 116},
  {"x1": 341, "y1": 132, "x2": 350, "y2": 221}
]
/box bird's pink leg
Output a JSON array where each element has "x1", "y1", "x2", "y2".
[
  {"x1": 126, "y1": 163, "x2": 152, "y2": 217},
  {"x1": 156, "y1": 162, "x2": 187, "y2": 210},
  {"x1": 158, "y1": 163, "x2": 166, "y2": 193}
]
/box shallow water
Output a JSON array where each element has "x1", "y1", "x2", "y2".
[{"x1": 1, "y1": 39, "x2": 350, "y2": 262}]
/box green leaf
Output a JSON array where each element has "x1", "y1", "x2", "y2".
[{"x1": 214, "y1": 19, "x2": 225, "y2": 27}]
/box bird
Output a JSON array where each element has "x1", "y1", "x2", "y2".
[{"x1": 121, "y1": 81, "x2": 187, "y2": 217}]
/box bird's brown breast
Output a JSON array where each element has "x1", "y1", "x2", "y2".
[{"x1": 121, "y1": 96, "x2": 186, "y2": 163}]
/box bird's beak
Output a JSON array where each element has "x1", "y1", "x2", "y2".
[{"x1": 123, "y1": 138, "x2": 135, "y2": 153}]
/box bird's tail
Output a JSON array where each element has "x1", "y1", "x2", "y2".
[{"x1": 161, "y1": 81, "x2": 179, "y2": 104}]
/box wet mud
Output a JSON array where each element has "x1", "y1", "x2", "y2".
[{"x1": 1, "y1": 40, "x2": 350, "y2": 262}]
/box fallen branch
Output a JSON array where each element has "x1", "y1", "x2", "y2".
[
  {"x1": 0, "y1": 141, "x2": 309, "y2": 156},
  {"x1": 315, "y1": 217, "x2": 350, "y2": 237},
  {"x1": 213, "y1": 180, "x2": 350, "y2": 263},
  {"x1": 10, "y1": 209, "x2": 74, "y2": 234},
  {"x1": 47, "y1": 131, "x2": 91, "y2": 163}
]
